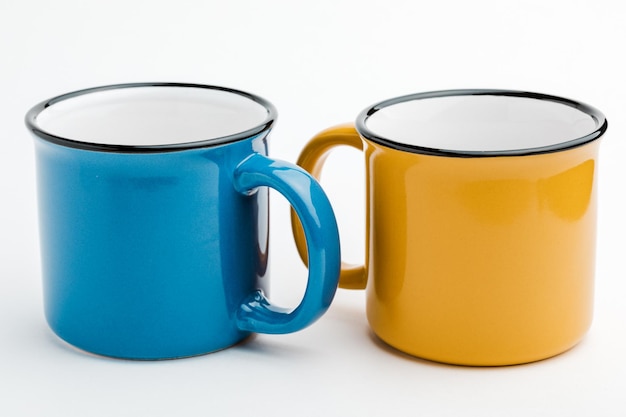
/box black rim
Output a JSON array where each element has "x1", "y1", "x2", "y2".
[
  {"x1": 25, "y1": 82, "x2": 278, "y2": 153},
  {"x1": 355, "y1": 89, "x2": 608, "y2": 157}
]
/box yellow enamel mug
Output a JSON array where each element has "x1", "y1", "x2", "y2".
[{"x1": 292, "y1": 90, "x2": 608, "y2": 366}]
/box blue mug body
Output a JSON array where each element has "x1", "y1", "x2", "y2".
[{"x1": 26, "y1": 83, "x2": 341, "y2": 359}]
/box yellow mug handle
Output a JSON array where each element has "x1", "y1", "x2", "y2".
[{"x1": 291, "y1": 123, "x2": 367, "y2": 290}]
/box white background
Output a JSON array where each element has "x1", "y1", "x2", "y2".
[{"x1": 1, "y1": 0, "x2": 625, "y2": 415}]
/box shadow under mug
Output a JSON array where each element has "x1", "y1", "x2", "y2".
[
  {"x1": 292, "y1": 89, "x2": 607, "y2": 366},
  {"x1": 26, "y1": 83, "x2": 340, "y2": 360}
]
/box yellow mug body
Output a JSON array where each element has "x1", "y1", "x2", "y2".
[
  {"x1": 364, "y1": 138, "x2": 599, "y2": 366},
  {"x1": 293, "y1": 90, "x2": 607, "y2": 366}
]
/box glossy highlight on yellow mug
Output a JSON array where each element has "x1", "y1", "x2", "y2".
[{"x1": 292, "y1": 91, "x2": 606, "y2": 366}]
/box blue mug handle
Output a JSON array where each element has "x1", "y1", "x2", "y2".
[{"x1": 233, "y1": 153, "x2": 341, "y2": 334}]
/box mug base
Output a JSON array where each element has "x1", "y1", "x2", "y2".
[
  {"x1": 47, "y1": 325, "x2": 254, "y2": 361},
  {"x1": 369, "y1": 330, "x2": 586, "y2": 367}
]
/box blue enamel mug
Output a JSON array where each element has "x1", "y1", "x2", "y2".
[{"x1": 25, "y1": 83, "x2": 340, "y2": 359}]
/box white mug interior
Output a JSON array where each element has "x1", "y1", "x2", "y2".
[
  {"x1": 363, "y1": 92, "x2": 603, "y2": 154},
  {"x1": 33, "y1": 85, "x2": 272, "y2": 147}
]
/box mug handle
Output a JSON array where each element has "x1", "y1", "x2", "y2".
[
  {"x1": 233, "y1": 153, "x2": 340, "y2": 334},
  {"x1": 290, "y1": 124, "x2": 367, "y2": 290}
]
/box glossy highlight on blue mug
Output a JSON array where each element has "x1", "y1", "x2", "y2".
[{"x1": 26, "y1": 83, "x2": 341, "y2": 359}]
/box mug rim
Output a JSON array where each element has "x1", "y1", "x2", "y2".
[
  {"x1": 355, "y1": 89, "x2": 608, "y2": 157},
  {"x1": 25, "y1": 82, "x2": 278, "y2": 153}
]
